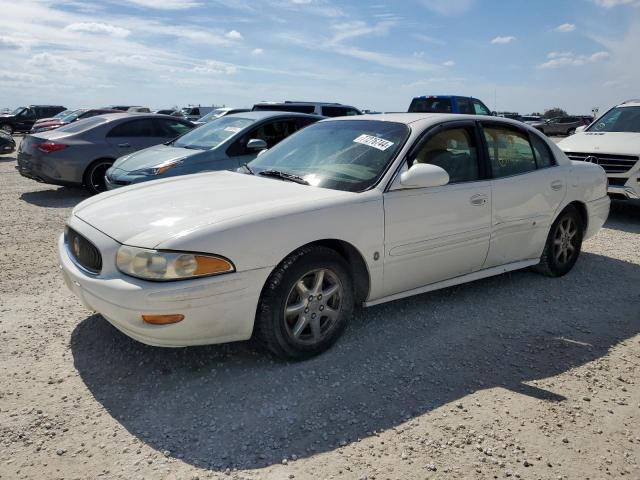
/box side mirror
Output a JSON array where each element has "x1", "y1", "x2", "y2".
[
  {"x1": 257, "y1": 148, "x2": 268, "y2": 157},
  {"x1": 247, "y1": 138, "x2": 267, "y2": 151},
  {"x1": 574, "y1": 126, "x2": 586, "y2": 134},
  {"x1": 399, "y1": 163, "x2": 449, "y2": 188}
]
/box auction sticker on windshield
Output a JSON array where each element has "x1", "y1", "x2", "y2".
[{"x1": 353, "y1": 134, "x2": 394, "y2": 151}]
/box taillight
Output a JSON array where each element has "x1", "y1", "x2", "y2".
[{"x1": 36, "y1": 143, "x2": 67, "y2": 153}]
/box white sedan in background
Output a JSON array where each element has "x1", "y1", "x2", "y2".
[{"x1": 59, "y1": 114, "x2": 610, "y2": 359}]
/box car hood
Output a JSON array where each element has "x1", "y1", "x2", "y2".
[
  {"x1": 112, "y1": 144, "x2": 203, "y2": 172},
  {"x1": 558, "y1": 132, "x2": 640, "y2": 156},
  {"x1": 73, "y1": 170, "x2": 352, "y2": 247}
]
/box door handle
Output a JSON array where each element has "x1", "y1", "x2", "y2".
[
  {"x1": 550, "y1": 180, "x2": 564, "y2": 191},
  {"x1": 117, "y1": 143, "x2": 131, "y2": 148},
  {"x1": 470, "y1": 194, "x2": 488, "y2": 206}
]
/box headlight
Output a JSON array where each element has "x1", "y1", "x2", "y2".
[
  {"x1": 116, "y1": 246, "x2": 234, "y2": 281},
  {"x1": 131, "y1": 158, "x2": 184, "y2": 176}
]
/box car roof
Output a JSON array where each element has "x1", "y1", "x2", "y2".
[
  {"x1": 321, "y1": 112, "x2": 531, "y2": 128},
  {"x1": 254, "y1": 101, "x2": 358, "y2": 108},
  {"x1": 225, "y1": 110, "x2": 322, "y2": 120},
  {"x1": 618, "y1": 101, "x2": 640, "y2": 107}
]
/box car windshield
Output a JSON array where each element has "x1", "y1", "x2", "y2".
[
  {"x1": 173, "y1": 116, "x2": 254, "y2": 150},
  {"x1": 11, "y1": 107, "x2": 26, "y2": 115},
  {"x1": 60, "y1": 110, "x2": 86, "y2": 123},
  {"x1": 408, "y1": 97, "x2": 452, "y2": 113},
  {"x1": 588, "y1": 106, "x2": 640, "y2": 133},
  {"x1": 198, "y1": 109, "x2": 228, "y2": 122},
  {"x1": 248, "y1": 120, "x2": 409, "y2": 192}
]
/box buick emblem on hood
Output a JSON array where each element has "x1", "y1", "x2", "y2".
[{"x1": 584, "y1": 156, "x2": 599, "y2": 164}]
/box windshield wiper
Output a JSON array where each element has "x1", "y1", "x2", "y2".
[
  {"x1": 258, "y1": 169, "x2": 309, "y2": 185},
  {"x1": 240, "y1": 163, "x2": 254, "y2": 175}
]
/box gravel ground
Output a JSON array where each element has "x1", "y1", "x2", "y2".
[{"x1": 1, "y1": 136, "x2": 639, "y2": 480}]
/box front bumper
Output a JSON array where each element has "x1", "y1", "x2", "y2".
[
  {"x1": 58, "y1": 218, "x2": 272, "y2": 347},
  {"x1": 607, "y1": 176, "x2": 639, "y2": 200}
]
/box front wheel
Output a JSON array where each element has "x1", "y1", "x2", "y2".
[
  {"x1": 0, "y1": 124, "x2": 13, "y2": 135},
  {"x1": 534, "y1": 205, "x2": 583, "y2": 277},
  {"x1": 254, "y1": 246, "x2": 354, "y2": 360},
  {"x1": 84, "y1": 159, "x2": 113, "y2": 194}
]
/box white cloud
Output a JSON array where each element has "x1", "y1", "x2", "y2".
[
  {"x1": 27, "y1": 52, "x2": 87, "y2": 72},
  {"x1": 0, "y1": 35, "x2": 23, "y2": 49},
  {"x1": 65, "y1": 22, "x2": 130, "y2": 37},
  {"x1": 251, "y1": 48, "x2": 264, "y2": 55},
  {"x1": 491, "y1": 36, "x2": 516, "y2": 44},
  {"x1": 555, "y1": 23, "x2": 576, "y2": 33},
  {"x1": 192, "y1": 60, "x2": 237, "y2": 75},
  {"x1": 538, "y1": 51, "x2": 610, "y2": 68},
  {"x1": 225, "y1": 30, "x2": 243, "y2": 40},
  {"x1": 419, "y1": 0, "x2": 475, "y2": 15},
  {"x1": 592, "y1": 0, "x2": 640, "y2": 7},
  {"x1": 443, "y1": 60, "x2": 455, "y2": 67},
  {"x1": 119, "y1": 0, "x2": 202, "y2": 9}
]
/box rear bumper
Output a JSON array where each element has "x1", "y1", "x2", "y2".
[{"x1": 584, "y1": 195, "x2": 610, "y2": 240}]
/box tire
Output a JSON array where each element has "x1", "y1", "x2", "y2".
[
  {"x1": 0, "y1": 124, "x2": 13, "y2": 135},
  {"x1": 567, "y1": 128, "x2": 576, "y2": 136},
  {"x1": 83, "y1": 159, "x2": 113, "y2": 195},
  {"x1": 533, "y1": 205, "x2": 584, "y2": 277},
  {"x1": 254, "y1": 245, "x2": 354, "y2": 360}
]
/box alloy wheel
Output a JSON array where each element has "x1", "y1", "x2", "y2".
[
  {"x1": 88, "y1": 161, "x2": 112, "y2": 193},
  {"x1": 283, "y1": 268, "x2": 343, "y2": 345},
  {"x1": 553, "y1": 217, "x2": 578, "y2": 265}
]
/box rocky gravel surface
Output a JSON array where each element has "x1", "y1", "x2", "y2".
[{"x1": 1, "y1": 137, "x2": 639, "y2": 479}]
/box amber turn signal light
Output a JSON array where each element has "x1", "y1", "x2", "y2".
[{"x1": 142, "y1": 314, "x2": 185, "y2": 325}]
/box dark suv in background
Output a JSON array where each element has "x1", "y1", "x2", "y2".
[
  {"x1": 408, "y1": 95, "x2": 493, "y2": 115},
  {"x1": 252, "y1": 101, "x2": 362, "y2": 117},
  {"x1": 0, "y1": 105, "x2": 67, "y2": 134}
]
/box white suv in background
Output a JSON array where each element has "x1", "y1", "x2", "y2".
[{"x1": 559, "y1": 99, "x2": 640, "y2": 201}]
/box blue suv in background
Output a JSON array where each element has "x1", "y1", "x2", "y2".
[{"x1": 408, "y1": 95, "x2": 494, "y2": 116}]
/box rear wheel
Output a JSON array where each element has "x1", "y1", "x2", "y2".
[
  {"x1": 534, "y1": 205, "x2": 583, "y2": 277},
  {"x1": 254, "y1": 246, "x2": 354, "y2": 360},
  {"x1": 84, "y1": 159, "x2": 113, "y2": 194},
  {"x1": 0, "y1": 124, "x2": 13, "y2": 135}
]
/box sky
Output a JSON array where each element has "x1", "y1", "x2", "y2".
[{"x1": 0, "y1": 0, "x2": 639, "y2": 115}]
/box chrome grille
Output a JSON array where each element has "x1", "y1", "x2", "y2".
[
  {"x1": 565, "y1": 152, "x2": 639, "y2": 174},
  {"x1": 65, "y1": 228, "x2": 102, "y2": 274}
]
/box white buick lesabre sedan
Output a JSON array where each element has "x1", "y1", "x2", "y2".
[{"x1": 59, "y1": 114, "x2": 610, "y2": 359}]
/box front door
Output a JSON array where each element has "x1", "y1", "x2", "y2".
[{"x1": 382, "y1": 122, "x2": 492, "y2": 296}]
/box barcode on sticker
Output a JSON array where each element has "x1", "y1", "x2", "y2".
[
  {"x1": 353, "y1": 134, "x2": 394, "y2": 151},
  {"x1": 224, "y1": 127, "x2": 242, "y2": 133}
]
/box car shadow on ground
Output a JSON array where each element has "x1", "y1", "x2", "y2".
[
  {"x1": 20, "y1": 187, "x2": 90, "y2": 208},
  {"x1": 606, "y1": 200, "x2": 640, "y2": 234},
  {"x1": 71, "y1": 252, "x2": 640, "y2": 472}
]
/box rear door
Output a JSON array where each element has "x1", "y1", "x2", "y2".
[
  {"x1": 105, "y1": 118, "x2": 166, "y2": 155},
  {"x1": 481, "y1": 122, "x2": 566, "y2": 267},
  {"x1": 16, "y1": 108, "x2": 36, "y2": 131}
]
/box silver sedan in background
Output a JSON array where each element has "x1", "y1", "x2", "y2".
[{"x1": 16, "y1": 113, "x2": 193, "y2": 193}]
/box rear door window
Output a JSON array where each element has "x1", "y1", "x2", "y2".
[
  {"x1": 482, "y1": 125, "x2": 537, "y2": 178},
  {"x1": 157, "y1": 119, "x2": 192, "y2": 137},
  {"x1": 107, "y1": 119, "x2": 159, "y2": 137},
  {"x1": 408, "y1": 97, "x2": 453, "y2": 113},
  {"x1": 253, "y1": 104, "x2": 316, "y2": 114},
  {"x1": 227, "y1": 119, "x2": 300, "y2": 156},
  {"x1": 321, "y1": 106, "x2": 360, "y2": 117},
  {"x1": 456, "y1": 97, "x2": 473, "y2": 114}
]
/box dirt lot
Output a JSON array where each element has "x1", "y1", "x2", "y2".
[{"x1": 1, "y1": 136, "x2": 639, "y2": 480}]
